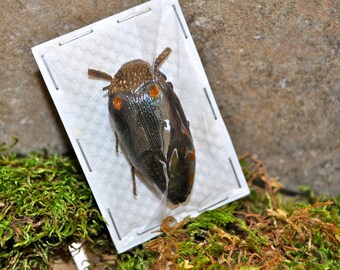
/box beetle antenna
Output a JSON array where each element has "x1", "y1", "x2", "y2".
[
  {"x1": 88, "y1": 69, "x2": 113, "y2": 81},
  {"x1": 154, "y1": 47, "x2": 172, "y2": 69}
]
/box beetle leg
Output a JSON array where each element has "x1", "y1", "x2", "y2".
[
  {"x1": 115, "y1": 132, "x2": 119, "y2": 156},
  {"x1": 88, "y1": 69, "x2": 113, "y2": 81},
  {"x1": 131, "y1": 166, "x2": 137, "y2": 196},
  {"x1": 154, "y1": 47, "x2": 172, "y2": 69}
]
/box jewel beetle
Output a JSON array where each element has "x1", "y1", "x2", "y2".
[{"x1": 88, "y1": 48, "x2": 195, "y2": 204}]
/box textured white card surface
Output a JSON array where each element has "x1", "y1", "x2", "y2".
[{"x1": 32, "y1": 0, "x2": 249, "y2": 254}]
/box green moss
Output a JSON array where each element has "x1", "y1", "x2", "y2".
[
  {"x1": 117, "y1": 248, "x2": 156, "y2": 270},
  {"x1": 0, "y1": 141, "x2": 339, "y2": 269},
  {"x1": 0, "y1": 139, "x2": 106, "y2": 269}
]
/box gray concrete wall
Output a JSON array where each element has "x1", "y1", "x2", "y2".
[{"x1": 1, "y1": 0, "x2": 339, "y2": 195}]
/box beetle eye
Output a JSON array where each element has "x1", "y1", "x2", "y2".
[{"x1": 155, "y1": 69, "x2": 167, "y2": 80}]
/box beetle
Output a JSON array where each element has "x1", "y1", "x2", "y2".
[{"x1": 88, "y1": 47, "x2": 195, "y2": 204}]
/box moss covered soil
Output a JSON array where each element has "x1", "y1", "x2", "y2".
[{"x1": 0, "y1": 139, "x2": 339, "y2": 269}]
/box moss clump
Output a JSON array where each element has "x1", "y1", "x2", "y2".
[
  {"x1": 0, "y1": 139, "x2": 106, "y2": 269},
  {"x1": 1, "y1": 140, "x2": 339, "y2": 269},
  {"x1": 143, "y1": 154, "x2": 340, "y2": 269}
]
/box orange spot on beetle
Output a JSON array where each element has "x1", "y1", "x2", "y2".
[
  {"x1": 149, "y1": 84, "x2": 161, "y2": 98},
  {"x1": 113, "y1": 97, "x2": 122, "y2": 110},
  {"x1": 188, "y1": 151, "x2": 196, "y2": 161},
  {"x1": 171, "y1": 156, "x2": 179, "y2": 166},
  {"x1": 188, "y1": 172, "x2": 195, "y2": 187}
]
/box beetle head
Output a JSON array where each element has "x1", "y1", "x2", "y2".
[{"x1": 111, "y1": 60, "x2": 166, "y2": 93}]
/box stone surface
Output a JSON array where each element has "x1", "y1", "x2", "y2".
[{"x1": 1, "y1": 0, "x2": 339, "y2": 195}]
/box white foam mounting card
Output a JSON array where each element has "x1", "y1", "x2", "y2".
[{"x1": 32, "y1": 0, "x2": 249, "y2": 254}]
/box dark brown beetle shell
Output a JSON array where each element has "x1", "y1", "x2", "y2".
[{"x1": 89, "y1": 48, "x2": 195, "y2": 204}]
